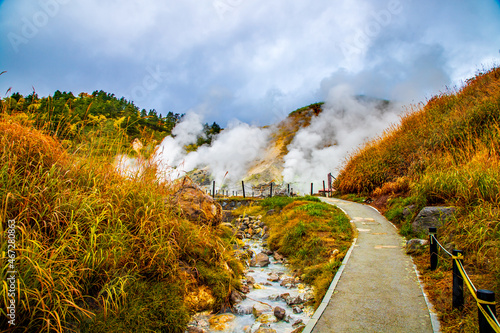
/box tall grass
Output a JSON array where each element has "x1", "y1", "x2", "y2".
[
  {"x1": 334, "y1": 66, "x2": 500, "y2": 331},
  {"x1": 0, "y1": 113, "x2": 242, "y2": 332}
]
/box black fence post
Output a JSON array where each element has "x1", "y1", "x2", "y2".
[
  {"x1": 270, "y1": 182, "x2": 273, "y2": 197},
  {"x1": 477, "y1": 289, "x2": 496, "y2": 333},
  {"x1": 287, "y1": 184, "x2": 290, "y2": 195},
  {"x1": 311, "y1": 183, "x2": 313, "y2": 196},
  {"x1": 242, "y1": 181, "x2": 246, "y2": 198},
  {"x1": 212, "y1": 181, "x2": 215, "y2": 198},
  {"x1": 452, "y1": 249, "x2": 464, "y2": 309},
  {"x1": 429, "y1": 227, "x2": 438, "y2": 270}
]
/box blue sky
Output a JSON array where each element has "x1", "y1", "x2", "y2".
[{"x1": 1, "y1": 0, "x2": 499, "y2": 126}]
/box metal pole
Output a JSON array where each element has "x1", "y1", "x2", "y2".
[
  {"x1": 478, "y1": 289, "x2": 496, "y2": 333},
  {"x1": 323, "y1": 180, "x2": 326, "y2": 196},
  {"x1": 311, "y1": 183, "x2": 313, "y2": 196},
  {"x1": 270, "y1": 182, "x2": 273, "y2": 197},
  {"x1": 212, "y1": 181, "x2": 215, "y2": 198},
  {"x1": 242, "y1": 181, "x2": 246, "y2": 198},
  {"x1": 429, "y1": 227, "x2": 438, "y2": 270},
  {"x1": 287, "y1": 184, "x2": 290, "y2": 195},
  {"x1": 452, "y1": 249, "x2": 464, "y2": 309}
]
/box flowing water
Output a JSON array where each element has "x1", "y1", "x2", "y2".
[{"x1": 188, "y1": 237, "x2": 314, "y2": 333}]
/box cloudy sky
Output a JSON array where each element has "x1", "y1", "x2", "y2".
[{"x1": 1, "y1": 0, "x2": 499, "y2": 126}]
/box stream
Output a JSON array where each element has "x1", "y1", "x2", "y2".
[{"x1": 186, "y1": 215, "x2": 314, "y2": 333}]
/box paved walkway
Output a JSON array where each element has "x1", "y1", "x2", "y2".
[{"x1": 308, "y1": 198, "x2": 437, "y2": 333}]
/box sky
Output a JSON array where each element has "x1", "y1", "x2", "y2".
[{"x1": 1, "y1": 0, "x2": 499, "y2": 126}]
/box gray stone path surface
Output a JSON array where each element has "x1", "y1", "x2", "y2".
[{"x1": 309, "y1": 197, "x2": 436, "y2": 333}]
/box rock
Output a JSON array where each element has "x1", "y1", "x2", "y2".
[
  {"x1": 239, "y1": 285, "x2": 250, "y2": 294},
  {"x1": 406, "y1": 239, "x2": 429, "y2": 254},
  {"x1": 291, "y1": 325, "x2": 306, "y2": 333},
  {"x1": 402, "y1": 204, "x2": 417, "y2": 217},
  {"x1": 273, "y1": 306, "x2": 286, "y2": 320},
  {"x1": 266, "y1": 209, "x2": 276, "y2": 215},
  {"x1": 280, "y1": 278, "x2": 296, "y2": 288},
  {"x1": 412, "y1": 206, "x2": 456, "y2": 234},
  {"x1": 255, "y1": 327, "x2": 277, "y2": 333},
  {"x1": 230, "y1": 290, "x2": 245, "y2": 304},
  {"x1": 267, "y1": 272, "x2": 280, "y2": 282},
  {"x1": 256, "y1": 313, "x2": 278, "y2": 324},
  {"x1": 273, "y1": 252, "x2": 284, "y2": 261},
  {"x1": 186, "y1": 327, "x2": 207, "y2": 333},
  {"x1": 252, "y1": 303, "x2": 272, "y2": 318},
  {"x1": 208, "y1": 313, "x2": 236, "y2": 331},
  {"x1": 292, "y1": 306, "x2": 303, "y2": 314},
  {"x1": 250, "y1": 252, "x2": 270, "y2": 267},
  {"x1": 234, "y1": 304, "x2": 253, "y2": 315},
  {"x1": 170, "y1": 177, "x2": 222, "y2": 226},
  {"x1": 246, "y1": 275, "x2": 256, "y2": 285},
  {"x1": 292, "y1": 319, "x2": 304, "y2": 328}
]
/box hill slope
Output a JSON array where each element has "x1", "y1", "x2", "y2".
[{"x1": 335, "y1": 66, "x2": 500, "y2": 332}]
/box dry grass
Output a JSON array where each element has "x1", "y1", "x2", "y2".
[
  {"x1": 334, "y1": 66, "x2": 500, "y2": 331},
  {"x1": 0, "y1": 113, "x2": 242, "y2": 332}
]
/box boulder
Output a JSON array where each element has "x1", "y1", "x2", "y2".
[
  {"x1": 412, "y1": 206, "x2": 456, "y2": 234},
  {"x1": 406, "y1": 239, "x2": 428, "y2": 254},
  {"x1": 170, "y1": 177, "x2": 222, "y2": 226},
  {"x1": 252, "y1": 303, "x2": 272, "y2": 318},
  {"x1": 267, "y1": 272, "x2": 280, "y2": 282},
  {"x1": 250, "y1": 253, "x2": 270, "y2": 267},
  {"x1": 273, "y1": 306, "x2": 286, "y2": 320}
]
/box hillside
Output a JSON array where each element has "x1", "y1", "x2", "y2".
[
  {"x1": 0, "y1": 110, "x2": 241, "y2": 332},
  {"x1": 334, "y1": 66, "x2": 500, "y2": 332},
  {"x1": 243, "y1": 102, "x2": 324, "y2": 186}
]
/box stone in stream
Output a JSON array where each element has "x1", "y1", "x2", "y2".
[
  {"x1": 250, "y1": 252, "x2": 270, "y2": 267},
  {"x1": 293, "y1": 306, "x2": 303, "y2": 314},
  {"x1": 246, "y1": 275, "x2": 256, "y2": 285},
  {"x1": 273, "y1": 306, "x2": 286, "y2": 320},
  {"x1": 239, "y1": 285, "x2": 250, "y2": 294},
  {"x1": 273, "y1": 252, "x2": 284, "y2": 261},
  {"x1": 254, "y1": 326, "x2": 277, "y2": 333},
  {"x1": 267, "y1": 272, "x2": 280, "y2": 282},
  {"x1": 252, "y1": 303, "x2": 272, "y2": 318},
  {"x1": 230, "y1": 290, "x2": 246, "y2": 304},
  {"x1": 208, "y1": 313, "x2": 236, "y2": 331},
  {"x1": 256, "y1": 313, "x2": 278, "y2": 324}
]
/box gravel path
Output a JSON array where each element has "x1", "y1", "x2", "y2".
[{"x1": 308, "y1": 197, "x2": 438, "y2": 333}]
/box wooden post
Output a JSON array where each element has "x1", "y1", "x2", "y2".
[
  {"x1": 242, "y1": 181, "x2": 246, "y2": 198},
  {"x1": 452, "y1": 249, "x2": 464, "y2": 309},
  {"x1": 323, "y1": 180, "x2": 326, "y2": 197},
  {"x1": 270, "y1": 182, "x2": 273, "y2": 197},
  {"x1": 212, "y1": 181, "x2": 215, "y2": 198}
]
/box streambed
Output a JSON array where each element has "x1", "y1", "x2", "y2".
[{"x1": 186, "y1": 216, "x2": 314, "y2": 333}]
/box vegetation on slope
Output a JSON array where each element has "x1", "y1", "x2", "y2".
[
  {"x1": 233, "y1": 196, "x2": 353, "y2": 308},
  {"x1": 334, "y1": 66, "x2": 500, "y2": 332},
  {"x1": 0, "y1": 111, "x2": 239, "y2": 331}
]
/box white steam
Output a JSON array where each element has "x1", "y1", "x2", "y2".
[
  {"x1": 282, "y1": 84, "x2": 402, "y2": 194},
  {"x1": 153, "y1": 114, "x2": 270, "y2": 185}
]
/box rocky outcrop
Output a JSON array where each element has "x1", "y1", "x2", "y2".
[
  {"x1": 412, "y1": 206, "x2": 456, "y2": 234},
  {"x1": 170, "y1": 177, "x2": 222, "y2": 226}
]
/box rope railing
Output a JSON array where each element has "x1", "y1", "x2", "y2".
[{"x1": 429, "y1": 227, "x2": 499, "y2": 333}]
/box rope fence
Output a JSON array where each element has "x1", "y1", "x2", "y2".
[{"x1": 429, "y1": 227, "x2": 499, "y2": 333}]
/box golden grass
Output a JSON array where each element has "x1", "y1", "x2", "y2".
[
  {"x1": 334, "y1": 66, "x2": 500, "y2": 331},
  {"x1": 0, "y1": 113, "x2": 242, "y2": 332}
]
